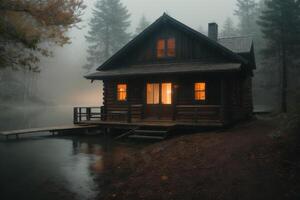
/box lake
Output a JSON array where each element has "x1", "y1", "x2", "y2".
[{"x1": 0, "y1": 106, "x2": 141, "y2": 200}]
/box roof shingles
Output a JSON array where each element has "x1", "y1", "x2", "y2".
[
  {"x1": 85, "y1": 63, "x2": 241, "y2": 79},
  {"x1": 218, "y1": 36, "x2": 253, "y2": 53}
]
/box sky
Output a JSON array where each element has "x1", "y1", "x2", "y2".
[
  {"x1": 121, "y1": 0, "x2": 237, "y2": 31},
  {"x1": 37, "y1": 0, "x2": 239, "y2": 106}
]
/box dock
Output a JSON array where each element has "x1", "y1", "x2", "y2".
[{"x1": 0, "y1": 125, "x2": 99, "y2": 140}]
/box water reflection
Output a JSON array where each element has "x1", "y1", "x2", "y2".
[
  {"x1": 0, "y1": 135, "x2": 138, "y2": 200},
  {"x1": 0, "y1": 105, "x2": 142, "y2": 200}
]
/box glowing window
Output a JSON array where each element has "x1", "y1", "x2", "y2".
[
  {"x1": 195, "y1": 82, "x2": 206, "y2": 101},
  {"x1": 117, "y1": 84, "x2": 127, "y2": 101},
  {"x1": 167, "y1": 38, "x2": 176, "y2": 57},
  {"x1": 157, "y1": 39, "x2": 165, "y2": 58},
  {"x1": 161, "y1": 83, "x2": 172, "y2": 104},
  {"x1": 147, "y1": 83, "x2": 160, "y2": 104},
  {"x1": 157, "y1": 38, "x2": 176, "y2": 58}
]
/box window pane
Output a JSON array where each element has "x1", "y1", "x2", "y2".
[
  {"x1": 157, "y1": 39, "x2": 165, "y2": 58},
  {"x1": 153, "y1": 84, "x2": 160, "y2": 104},
  {"x1": 167, "y1": 38, "x2": 176, "y2": 57},
  {"x1": 195, "y1": 82, "x2": 205, "y2": 91},
  {"x1": 147, "y1": 83, "x2": 159, "y2": 104},
  {"x1": 117, "y1": 84, "x2": 127, "y2": 101},
  {"x1": 195, "y1": 82, "x2": 206, "y2": 101},
  {"x1": 147, "y1": 84, "x2": 153, "y2": 104},
  {"x1": 161, "y1": 83, "x2": 172, "y2": 104}
]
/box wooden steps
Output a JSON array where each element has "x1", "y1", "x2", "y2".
[
  {"x1": 123, "y1": 126, "x2": 171, "y2": 140},
  {"x1": 128, "y1": 135, "x2": 165, "y2": 140},
  {"x1": 133, "y1": 130, "x2": 168, "y2": 135}
]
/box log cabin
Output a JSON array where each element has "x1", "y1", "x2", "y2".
[{"x1": 83, "y1": 13, "x2": 256, "y2": 128}]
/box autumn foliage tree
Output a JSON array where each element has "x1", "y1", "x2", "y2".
[{"x1": 0, "y1": 0, "x2": 86, "y2": 71}]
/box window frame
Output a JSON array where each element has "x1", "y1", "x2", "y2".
[
  {"x1": 166, "y1": 38, "x2": 176, "y2": 57},
  {"x1": 156, "y1": 37, "x2": 176, "y2": 59},
  {"x1": 161, "y1": 83, "x2": 172, "y2": 105},
  {"x1": 194, "y1": 82, "x2": 207, "y2": 102},
  {"x1": 146, "y1": 83, "x2": 160, "y2": 105},
  {"x1": 146, "y1": 82, "x2": 173, "y2": 105},
  {"x1": 117, "y1": 83, "x2": 127, "y2": 102}
]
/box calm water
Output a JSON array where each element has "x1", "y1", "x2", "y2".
[{"x1": 0, "y1": 106, "x2": 140, "y2": 200}]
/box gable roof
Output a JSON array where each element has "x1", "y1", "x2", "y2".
[
  {"x1": 86, "y1": 62, "x2": 241, "y2": 79},
  {"x1": 218, "y1": 36, "x2": 253, "y2": 54},
  {"x1": 96, "y1": 13, "x2": 248, "y2": 71}
]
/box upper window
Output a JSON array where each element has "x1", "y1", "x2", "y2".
[
  {"x1": 167, "y1": 38, "x2": 176, "y2": 57},
  {"x1": 157, "y1": 39, "x2": 165, "y2": 58},
  {"x1": 195, "y1": 82, "x2": 206, "y2": 101},
  {"x1": 117, "y1": 84, "x2": 127, "y2": 101},
  {"x1": 156, "y1": 38, "x2": 176, "y2": 58}
]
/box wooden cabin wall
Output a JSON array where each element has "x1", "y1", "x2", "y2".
[
  {"x1": 102, "y1": 74, "x2": 255, "y2": 125},
  {"x1": 175, "y1": 77, "x2": 222, "y2": 122},
  {"x1": 176, "y1": 78, "x2": 221, "y2": 105},
  {"x1": 241, "y1": 76, "x2": 253, "y2": 118},
  {"x1": 112, "y1": 23, "x2": 231, "y2": 68},
  {"x1": 225, "y1": 75, "x2": 253, "y2": 124},
  {"x1": 103, "y1": 79, "x2": 144, "y2": 122}
]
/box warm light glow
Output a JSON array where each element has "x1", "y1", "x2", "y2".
[
  {"x1": 117, "y1": 84, "x2": 127, "y2": 101},
  {"x1": 161, "y1": 83, "x2": 172, "y2": 104},
  {"x1": 147, "y1": 83, "x2": 160, "y2": 104},
  {"x1": 157, "y1": 39, "x2": 165, "y2": 58},
  {"x1": 167, "y1": 38, "x2": 176, "y2": 57},
  {"x1": 195, "y1": 82, "x2": 206, "y2": 101}
]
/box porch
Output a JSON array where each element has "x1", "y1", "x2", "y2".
[{"x1": 73, "y1": 105, "x2": 225, "y2": 128}]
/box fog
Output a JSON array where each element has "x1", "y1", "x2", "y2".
[{"x1": 36, "y1": 0, "x2": 238, "y2": 107}]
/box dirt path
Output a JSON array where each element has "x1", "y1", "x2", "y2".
[{"x1": 100, "y1": 119, "x2": 300, "y2": 200}]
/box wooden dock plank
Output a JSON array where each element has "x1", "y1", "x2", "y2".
[{"x1": 0, "y1": 125, "x2": 98, "y2": 136}]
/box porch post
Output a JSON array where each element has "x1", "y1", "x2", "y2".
[
  {"x1": 220, "y1": 79, "x2": 226, "y2": 124},
  {"x1": 127, "y1": 82, "x2": 132, "y2": 123},
  {"x1": 172, "y1": 83, "x2": 178, "y2": 121},
  {"x1": 73, "y1": 107, "x2": 78, "y2": 124}
]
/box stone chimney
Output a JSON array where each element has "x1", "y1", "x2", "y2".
[{"x1": 208, "y1": 23, "x2": 218, "y2": 41}]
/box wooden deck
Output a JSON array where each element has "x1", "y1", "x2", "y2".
[
  {"x1": 78, "y1": 120, "x2": 224, "y2": 128},
  {"x1": 0, "y1": 119, "x2": 223, "y2": 141},
  {"x1": 0, "y1": 125, "x2": 99, "y2": 140}
]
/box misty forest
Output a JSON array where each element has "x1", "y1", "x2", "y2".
[{"x1": 0, "y1": 0, "x2": 300, "y2": 200}]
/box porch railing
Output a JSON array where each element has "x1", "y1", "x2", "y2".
[
  {"x1": 73, "y1": 107, "x2": 102, "y2": 124},
  {"x1": 73, "y1": 106, "x2": 133, "y2": 124},
  {"x1": 74, "y1": 105, "x2": 223, "y2": 124},
  {"x1": 175, "y1": 105, "x2": 222, "y2": 122}
]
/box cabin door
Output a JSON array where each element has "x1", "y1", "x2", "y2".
[{"x1": 145, "y1": 83, "x2": 173, "y2": 120}]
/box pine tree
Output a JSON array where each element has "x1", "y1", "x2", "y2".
[
  {"x1": 135, "y1": 15, "x2": 150, "y2": 36},
  {"x1": 221, "y1": 17, "x2": 237, "y2": 38},
  {"x1": 258, "y1": 0, "x2": 300, "y2": 112},
  {"x1": 234, "y1": 0, "x2": 258, "y2": 36},
  {"x1": 84, "y1": 0, "x2": 131, "y2": 71}
]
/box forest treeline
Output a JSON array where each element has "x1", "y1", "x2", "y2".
[{"x1": 0, "y1": 0, "x2": 299, "y2": 113}]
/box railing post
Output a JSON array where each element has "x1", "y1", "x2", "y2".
[
  {"x1": 73, "y1": 107, "x2": 78, "y2": 124},
  {"x1": 127, "y1": 105, "x2": 132, "y2": 123},
  {"x1": 87, "y1": 107, "x2": 91, "y2": 121},
  {"x1": 79, "y1": 107, "x2": 82, "y2": 122},
  {"x1": 194, "y1": 107, "x2": 198, "y2": 123},
  {"x1": 101, "y1": 106, "x2": 105, "y2": 121}
]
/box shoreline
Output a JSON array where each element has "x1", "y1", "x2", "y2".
[{"x1": 98, "y1": 118, "x2": 300, "y2": 200}]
